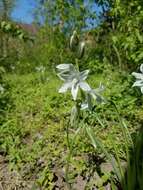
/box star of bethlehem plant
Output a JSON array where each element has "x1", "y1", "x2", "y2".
[
  {"x1": 56, "y1": 31, "x2": 105, "y2": 112},
  {"x1": 55, "y1": 31, "x2": 143, "y2": 190},
  {"x1": 56, "y1": 30, "x2": 105, "y2": 188}
]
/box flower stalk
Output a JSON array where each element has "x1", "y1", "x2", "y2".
[{"x1": 56, "y1": 30, "x2": 105, "y2": 187}]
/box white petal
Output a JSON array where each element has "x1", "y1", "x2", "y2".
[
  {"x1": 79, "y1": 82, "x2": 91, "y2": 91},
  {"x1": 132, "y1": 80, "x2": 143, "y2": 87},
  {"x1": 57, "y1": 73, "x2": 71, "y2": 81},
  {"x1": 80, "y1": 70, "x2": 90, "y2": 80},
  {"x1": 58, "y1": 82, "x2": 72, "y2": 93},
  {"x1": 56, "y1": 64, "x2": 70, "y2": 70},
  {"x1": 132, "y1": 72, "x2": 143, "y2": 80},
  {"x1": 140, "y1": 64, "x2": 143, "y2": 73},
  {"x1": 81, "y1": 102, "x2": 88, "y2": 110},
  {"x1": 89, "y1": 89, "x2": 105, "y2": 103},
  {"x1": 56, "y1": 64, "x2": 71, "y2": 70},
  {"x1": 81, "y1": 94, "x2": 92, "y2": 111},
  {"x1": 71, "y1": 80, "x2": 79, "y2": 100},
  {"x1": 95, "y1": 84, "x2": 105, "y2": 93}
]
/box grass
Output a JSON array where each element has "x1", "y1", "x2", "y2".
[{"x1": 0, "y1": 67, "x2": 143, "y2": 189}]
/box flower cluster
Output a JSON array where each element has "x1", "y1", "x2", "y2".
[
  {"x1": 56, "y1": 30, "x2": 105, "y2": 111},
  {"x1": 56, "y1": 63, "x2": 105, "y2": 110}
]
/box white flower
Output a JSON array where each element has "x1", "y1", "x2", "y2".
[
  {"x1": 56, "y1": 64, "x2": 91, "y2": 100},
  {"x1": 132, "y1": 64, "x2": 143, "y2": 93},
  {"x1": 81, "y1": 84, "x2": 105, "y2": 111}
]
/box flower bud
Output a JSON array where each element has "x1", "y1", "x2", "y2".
[
  {"x1": 78, "y1": 41, "x2": 85, "y2": 59},
  {"x1": 70, "y1": 30, "x2": 79, "y2": 51}
]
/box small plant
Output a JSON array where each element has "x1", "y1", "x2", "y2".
[
  {"x1": 35, "y1": 65, "x2": 48, "y2": 83},
  {"x1": 100, "y1": 66, "x2": 143, "y2": 190},
  {"x1": 56, "y1": 30, "x2": 105, "y2": 111},
  {"x1": 56, "y1": 32, "x2": 143, "y2": 189},
  {"x1": 56, "y1": 30, "x2": 105, "y2": 187}
]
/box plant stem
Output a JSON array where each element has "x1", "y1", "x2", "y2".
[
  {"x1": 75, "y1": 58, "x2": 79, "y2": 71},
  {"x1": 65, "y1": 112, "x2": 82, "y2": 189},
  {"x1": 65, "y1": 119, "x2": 72, "y2": 189}
]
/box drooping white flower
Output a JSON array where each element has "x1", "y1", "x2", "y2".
[
  {"x1": 132, "y1": 64, "x2": 143, "y2": 93},
  {"x1": 56, "y1": 64, "x2": 91, "y2": 100}
]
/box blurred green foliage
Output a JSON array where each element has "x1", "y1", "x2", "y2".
[{"x1": 0, "y1": 0, "x2": 143, "y2": 189}]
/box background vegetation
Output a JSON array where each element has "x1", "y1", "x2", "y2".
[{"x1": 0, "y1": 0, "x2": 143, "y2": 189}]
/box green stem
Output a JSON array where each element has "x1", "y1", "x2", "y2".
[
  {"x1": 65, "y1": 126, "x2": 82, "y2": 189},
  {"x1": 75, "y1": 58, "x2": 79, "y2": 71},
  {"x1": 113, "y1": 44, "x2": 122, "y2": 69},
  {"x1": 65, "y1": 151, "x2": 72, "y2": 190},
  {"x1": 65, "y1": 107, "x2": 82, "y2": 189}
]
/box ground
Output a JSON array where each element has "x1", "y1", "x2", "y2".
[{"x1": 0, "y1": 68, "x2": 142, "y2": 189}]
